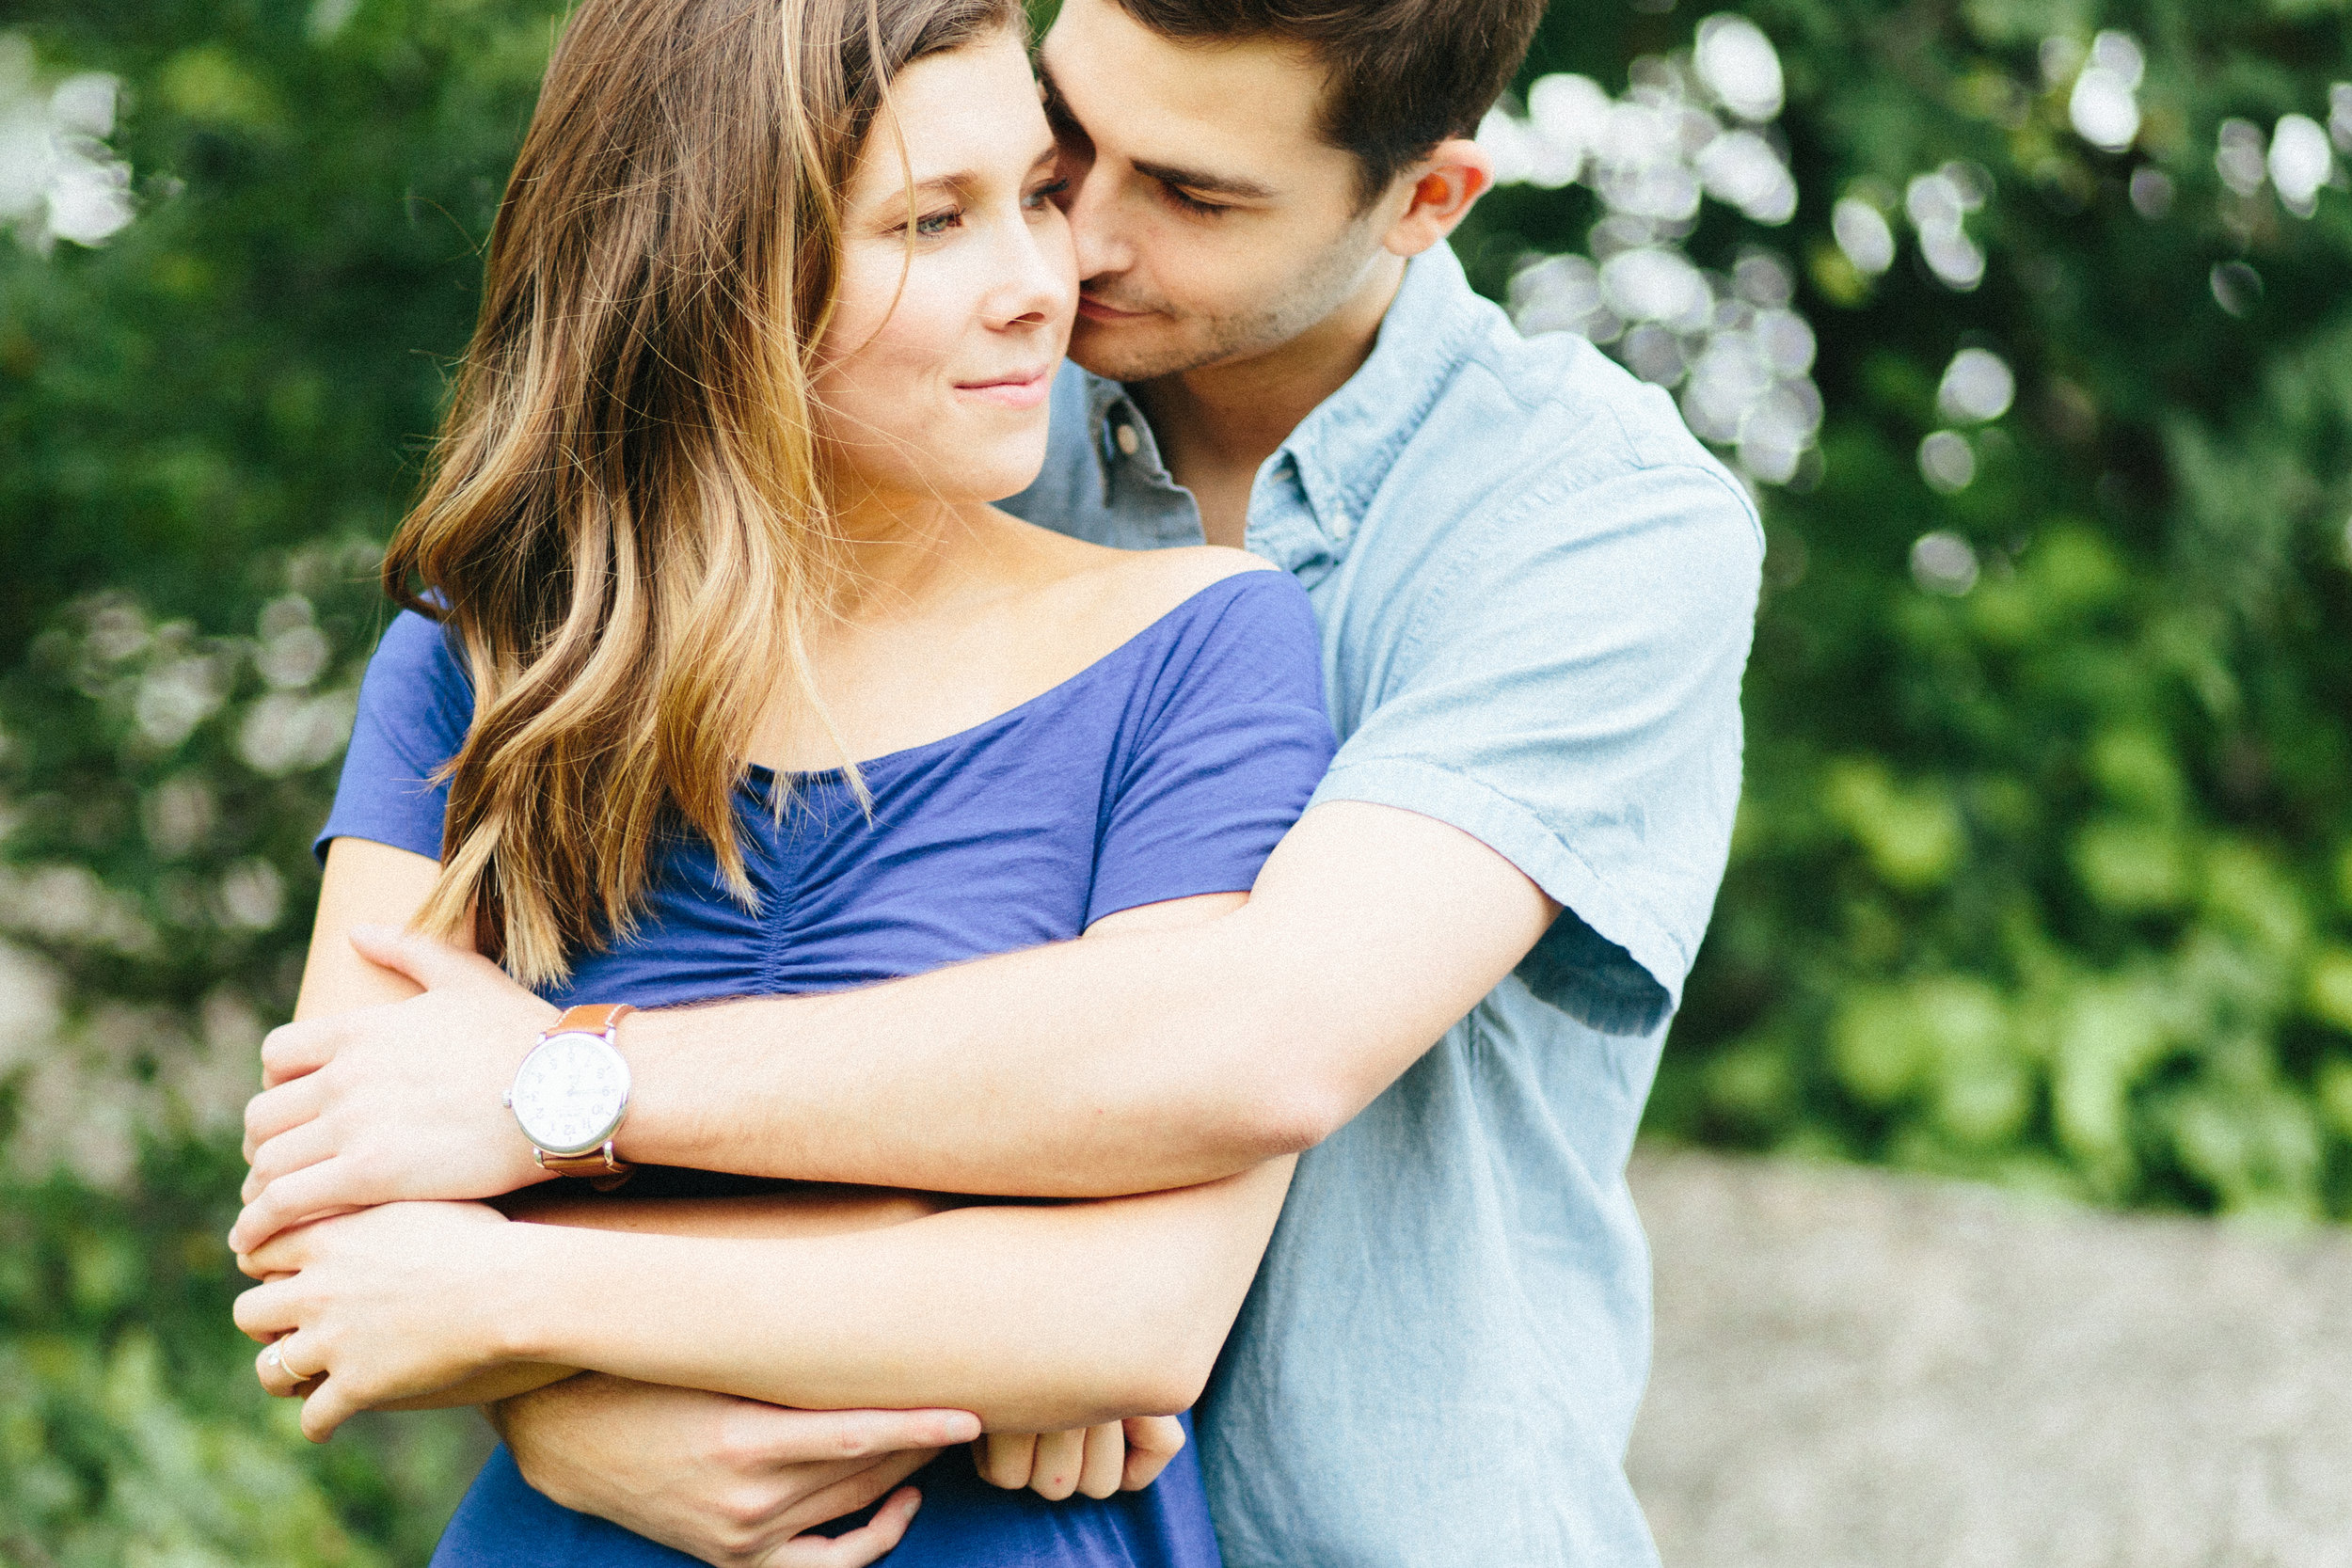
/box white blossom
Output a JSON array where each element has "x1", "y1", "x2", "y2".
[
  {"x1": 1693, "y1": 14, "x2": 1784, "y2": 122},
  {"x1": 0, "y1": 37, "x2": 135, "y2": 251},
  {"x1": 1937, "y1": 349, "x2": 2016, "y2": 425},
  {"x1": 2268, "y1": 114, "x2": 2332, "y2": 216},
  {"x1": 1911, "y1": 530, "x2": 1981, "y2": 594},
  {"x1": 1918, "y1": 432, "x2": 1977, "y2": 495},
  {"x1": 1833, "y1": 197, "x2": 1896, "y2": 276}
]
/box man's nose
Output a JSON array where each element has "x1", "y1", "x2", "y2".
[{"x1": 1061, "y1": 165, "x2": 1132, "y2": 284}]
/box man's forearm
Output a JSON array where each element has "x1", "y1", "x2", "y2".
[
  {"x1": 618, "y1": 803, "x2": 1554, "y2": 1196},
  {"x1": 628, "y1": 914, "x2": 1304, "y2": 1196}
]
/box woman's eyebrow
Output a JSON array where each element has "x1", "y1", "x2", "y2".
[{"x1": 895, "y1": 144, "x2": 1057, "y2": 198}]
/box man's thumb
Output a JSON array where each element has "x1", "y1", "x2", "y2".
[{"x1": 349, "y1": 922, "x2": 484, "y2": 989}]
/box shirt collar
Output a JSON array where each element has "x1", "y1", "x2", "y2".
[
  {"x1": 1277, "y1": 243, "x2": 1487, "y2": 546},
  {"x1": 1076, "y1": 243, "x2": 1490, "y2": 555}
]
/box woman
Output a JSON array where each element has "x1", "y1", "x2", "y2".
[{"x1": 228, "y1": 0, "x2": 1332, "y2": 1562}]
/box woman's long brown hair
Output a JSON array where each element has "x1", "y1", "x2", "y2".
[{"x1": 383, "y1": 0, "x2": 1019, "y2": 986}]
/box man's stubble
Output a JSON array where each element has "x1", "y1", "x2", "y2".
[{"x1": 1068, "y1": 210, "x2": 1390, "y2": 387}]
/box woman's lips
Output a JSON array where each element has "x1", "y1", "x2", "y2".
[{"x1": 955, "y1": 368, "x2": 1052, "y2": 409}]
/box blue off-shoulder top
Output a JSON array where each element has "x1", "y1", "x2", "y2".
[{"x1": 315, "y1": 568, "x2": 1336, "y2": 1568}]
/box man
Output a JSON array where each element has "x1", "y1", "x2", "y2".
[{"x1": 236, "y1": 0, "x2": 1760, "y2": 1560}]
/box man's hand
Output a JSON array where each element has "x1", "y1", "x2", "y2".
[
  {"x1": 230, "y1": 926, "x2": 559, "y2": 1254},
  {"x1": 493, "y1": 1373, "x2": 980, "y2": 1568}
]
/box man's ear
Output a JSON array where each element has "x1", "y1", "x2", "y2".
[{"x1": 1379, "y1": 138, "x2": 1495, "y2": 259}]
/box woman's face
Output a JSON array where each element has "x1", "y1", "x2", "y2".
[{"x1": 815, "y1": 31, "x2": 1077, "y2": 510}]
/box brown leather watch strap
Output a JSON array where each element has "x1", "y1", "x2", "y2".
[
  {"x1": 547, "y1": 1001, "x2": 636, "y2": 1037},
  {"x1": 538, "y1": 1140, "x2": 632, "y2": 1191}
]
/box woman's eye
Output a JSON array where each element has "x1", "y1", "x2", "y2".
[{"x1": 913, "y1": 207, "x2": 961, "y2": 237}]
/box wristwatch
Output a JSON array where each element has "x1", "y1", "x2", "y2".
[{"x1": 505, "y1": 1003, "x2": 637, "y2": 1190}]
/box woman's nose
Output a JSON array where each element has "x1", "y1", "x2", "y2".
[{"x1": 990, "y1": 210, "x2": 1078, "y2": 331}]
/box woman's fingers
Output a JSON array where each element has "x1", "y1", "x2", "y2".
[
  {"x1": 976, "y1": 1431, "x2": 1036, "y2": 1490},
  {"x1": 346, "y1": 923, "x2": 499, "y2": 988},
  {"x1": 230, "y1": 1161, "x2": 361, "y2": 1257},
  {"x1": 774, "y1": 1484, "x2": 923, "y2": 1568},
  {"x1": 256, "y1": 1336, "x2": 304, "y2": 1398},
  {"x1": 1120, "y1": 1416, "x2": 1186, "y2": 1492},
  {"x1": 1076, "y1": 1421, "x2": 1125, "y2": 1499},
  {"x1": 242, "y1": 1069, "x2": 328, "y2": 1164},
  {"x1": 299, "y1": 1372, "x2": 364, "y2": 1443},
  {"x1": 232, "y1": 1278, "x2": 301, "y2": 1342},
  {"x1": 259, "y1": 1016, "x2": 337, "y2": 1090},
  {"x1": 1027, "y1": 1427, "x2": 1086, "y2": 1501},
  {"x1": 242, "y1": 1114, "x2": 339, "y2": 1204},
  {"x1": 256, "y1": 1327, "x2": 327, "y2": 1394},
  {"x1": 977, "y1": 1425, "x2": 1147, "y2": 1499}
]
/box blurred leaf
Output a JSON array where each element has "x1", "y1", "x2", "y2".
[
  {"x1": 1824, "y1": 758, "x2": 1965, "y2": 892},
  {"x1": 2308, "y1": 948, "x2": 2352, "y2": 1034},
  {"x1": 2070, "y1": 816, "x2": 2191, "y2": 913}
]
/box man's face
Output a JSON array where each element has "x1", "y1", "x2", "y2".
[{"x1": 1038, "y1": 0, "x2": 1399, "y2": 382}]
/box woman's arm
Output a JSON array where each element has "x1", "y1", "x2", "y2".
[
  {"x1": 238, "y1": 1151, "x2": 1295, "y2": 1441},
  {"x1": 296, "y1": 836, "x2": 442, "y2": 1016},
  {"x1": 380, "y1": 1184, "x2": 947, "y2": 1409},
  {"x1": 521, "y1": 1161, "x2": 1295, "y2": 1427},
  {"x1": 259, "y1": 852, "x2": 1289, "y2": 1436}
]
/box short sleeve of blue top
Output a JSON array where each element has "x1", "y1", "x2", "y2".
[{"x1": 315, "y1": 569, "x2": 1335, "y2": 1568}]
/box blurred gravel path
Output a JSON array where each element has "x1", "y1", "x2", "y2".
[{"x1": 1626, "y1": 1148, "x2": 2352, "y2": 1568}]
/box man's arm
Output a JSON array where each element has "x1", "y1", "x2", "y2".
[
  {"x1": 619, "y1": 801, "x2": 1553, "y2": 1194},
  {"x1": 484, "y1": 1377, "x2": 950, "y2": 1568},
  {"x1": 236, "y1": 800, "x2": 1552, "y2": 1242}
]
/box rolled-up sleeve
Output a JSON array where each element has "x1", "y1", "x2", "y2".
[{"x1": 1309, "y1": 461, "x2": 1761, "y2": 1035}]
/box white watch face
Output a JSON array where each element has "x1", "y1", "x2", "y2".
[{"x1": 510, "y1": 1032, "x2": 630, "y2": 1156}]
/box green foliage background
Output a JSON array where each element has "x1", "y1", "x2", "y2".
[{"x1": 0, "y1": 0, "x2": 2346, "y2": 1558}]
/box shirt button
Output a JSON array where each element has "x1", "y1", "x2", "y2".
[{"x1": 1114, "y1": 421, "x2": 1140, "y2": 457}]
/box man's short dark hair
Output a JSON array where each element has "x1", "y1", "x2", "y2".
[{"x1": 1106, "y1": 0, "x2": 1546, "y2": 204}]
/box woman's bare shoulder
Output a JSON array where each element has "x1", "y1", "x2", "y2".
[
  {"x1": 1096, "y1": 540, "x2": 1270, "y2": 601},
  {"x1": 990, "y1": 515, "x2": 1282, "y2": 665},
  {"x1": 1076, "y1": 544, "x2": 1279, "y2": 629}
]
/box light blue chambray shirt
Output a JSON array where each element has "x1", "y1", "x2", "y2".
[{"x1": 1005, "y1": 242, "x2": 1761, "y2": 1567}]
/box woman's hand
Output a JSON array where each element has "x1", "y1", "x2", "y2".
[
  {"x1": 233, "y1": 1198, "x2": 523, "y2": 1440},
  {"x1": 974, "y1": 1417, "x2": 1187, "y2": 1500},
  {"x1": 230, "y1": 926, "x2": 560, "y2": 1256}
]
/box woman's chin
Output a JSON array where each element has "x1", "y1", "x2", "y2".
[
  {"x1": 960, "y1": 430, "x2": 1054, "y2": 504},
  {"x1": 831, "y1": 420, "x2": 1052, "y2": 510}
]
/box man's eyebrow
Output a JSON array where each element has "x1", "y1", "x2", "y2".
[
  {"x1": 1035, "y1": 56, "x2": 1274, "y2": 201},
  {"x1": 1037, "y1": 58, "x2": 1083, "y2": 135},
  {"x1": 1036, "y1": 57, "x2": 1072, "y2": 114},
  {"x1": 1130, "y1": 158, "x2": 1276, "y2": 201}
]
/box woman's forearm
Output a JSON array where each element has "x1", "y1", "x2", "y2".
[
  {"x1": 480, "y1": 1161, "x2": 1294, "y2": 1432},
  {"x1": 394, "y1": 1184, "x2": 950, "y2": 1409}
]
